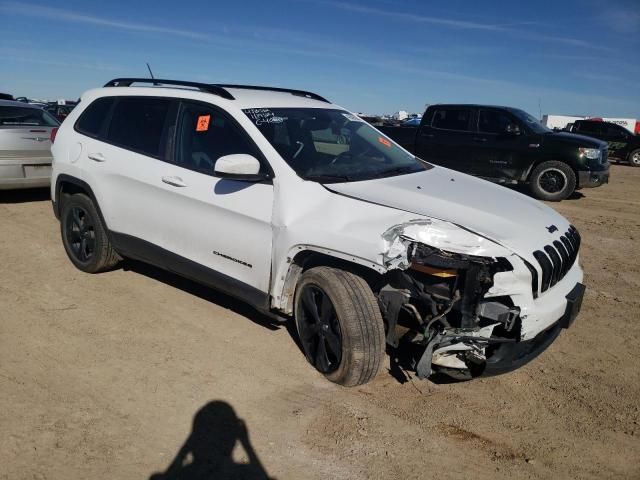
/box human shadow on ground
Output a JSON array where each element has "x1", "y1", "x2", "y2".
[{"x1": 150, "y1": 400, "x2": 274, "y2": 480}]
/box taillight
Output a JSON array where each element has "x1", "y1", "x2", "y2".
[{"x1": 50, "y1": 127, "x2": 58, "y2": 143}]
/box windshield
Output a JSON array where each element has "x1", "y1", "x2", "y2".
[
  {"x1": 509, "y1": 108, "x2": 551, "y2": 134},
  {"x1": 243, "y1": 108, "x2": 430, "y2": 183}
]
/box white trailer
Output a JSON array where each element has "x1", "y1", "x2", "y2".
[{"x1": 542, "y1": 114, "x2": 638, "y2": 133}]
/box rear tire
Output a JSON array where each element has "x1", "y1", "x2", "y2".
[
  {"x1": 529, "y1": 161, "x2": 576, "y2": 201},
  {"x1": 294, "y1": 266, "x2": 385, "y2": 386},
  {"x1": 60, "y1": 193, "x2": 121, "y2": 273},
  {"x1": 628, "y1": 149, "x2": 640, "y2": 167}
]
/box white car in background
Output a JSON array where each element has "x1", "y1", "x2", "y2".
[
  {"x1": 50, "y1": 78, "x2": 585, "y2": 386},
  {"x1": 0, "y1": 99, "x2": 59, "y2": 189}
]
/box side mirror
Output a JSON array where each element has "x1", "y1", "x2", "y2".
[
  {"x1": 214, "y1": 154, "x2": 268, "y2": 182},
  {"x1": 505, "y1": 124, "x2": 521, "y2": 135}
]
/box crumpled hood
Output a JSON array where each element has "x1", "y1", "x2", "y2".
[{"x1": 325, "y1": 166, "x2": 571, "y2": 257}]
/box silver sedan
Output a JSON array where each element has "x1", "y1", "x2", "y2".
[{"x1": 0, "y1": 99, "x2": 60, "y2": 189}]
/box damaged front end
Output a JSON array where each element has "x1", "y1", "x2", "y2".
[{"x1": 378, "y1": 220, "x2": 521, "y2": 380}]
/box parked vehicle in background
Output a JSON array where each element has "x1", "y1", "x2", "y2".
[
  {"x1": 45, "y1": 102, "x2": 77, "y2": 122},
  {"x1": 0, "y1": 100, "x2": 59, "y2": 189},
  {"x1": 568, "y1": 120, "x2": 640, "y2": 167},
  {"x1": 402, "y1": 117, "x2": 421, "y2": 126},
  {"x1": 543, "y1": 114, "x2": 640, "y2": 135},
  {"x1": 51, "y1": 78, "x2": 585, "y2": 386},
  {"x1": 14, "y1": 97, "x2": 49, "y2": 108},
  {"x1": 380, "y1": 104, "x2": 610, "y2": 201}
]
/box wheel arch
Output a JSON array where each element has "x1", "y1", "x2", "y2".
[
  {"x1": 54, "y1": 175, "x2": 111, "y2": 234},
  {"x1": 272, "y1": 246, "x2": 386, "y2": 315},
  {"x1": 525, "y1": 158, "x2": 578, "y2": 183}
]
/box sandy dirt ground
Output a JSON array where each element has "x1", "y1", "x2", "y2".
[{"x1": 1, "y1": 164, "x2": 639, "y2": 480}]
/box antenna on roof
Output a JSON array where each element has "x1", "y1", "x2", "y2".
[{"x1": 146, "y1": 63, "x2": 159, "y2": 85}]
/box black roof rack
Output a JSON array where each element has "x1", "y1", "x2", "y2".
[
  {"x1": 103, "y1": 78, "x2": 235, "y2": 100},
  {"x1": 216, "y1": 84, "x2": 330, "y2": 103},
  {"x1": 103, "y1": 78, "x2": 330, "y2": 103}
]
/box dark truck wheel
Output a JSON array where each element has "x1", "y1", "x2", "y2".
[
  {"x1": 294, "y1": 266, "x2": 385, "y2": 386},
  {"x1": 628, "y1": 149, "x2": 640, "y2": 167},
  {"x1": 60, "y1": 193, "x2": 121, "y2": 273},
  {"x1": 529, "y1": 161, "x2": 576, "y2": 201}
]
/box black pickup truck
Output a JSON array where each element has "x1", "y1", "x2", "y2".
[
  {"x1": 379, "y1": 104, "x2": 610, "y2": 201},
  {"x1": 568, "y1": 120, "x2": 640, "y2": 167}
]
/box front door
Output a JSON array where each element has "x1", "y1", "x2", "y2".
[
  {"x1": 157, "y1": 100, "x2": 274, "y2": 294},
  {"x1": 600, "y1": 123, "x2": 632, "y2": 161}
]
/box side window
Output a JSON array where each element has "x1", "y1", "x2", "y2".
[
  {"x1": 576, "y1": 122, "x2": 601, "y2": 135},
  {"x1": 107, "y1": 97, "x2": 172, "y2": 158},
  {"x1": 606, "y1": 124, "x2": 627, "y2": 137},
  {"x1": 75, "y1": 97, "x2": 115, "y2": 138},
  {"x1": 431, "y1": 108, "x2": 473, "y2": 131},
  {"x1": 175, "y1": 102, "x2": 262, "y2": 174},
  {"x1": 478, "y1": 110, "x2": 514, "y2": 134}
]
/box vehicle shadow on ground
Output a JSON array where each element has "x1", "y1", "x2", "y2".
[
  {"x1": 0, "y1": 188, "x2": 50, "y2": 203},
  {"x1": 123, "y1": 259, "x2": 284, "y2": 332},
  {"x1": 149, "y1": 400, "x2": 274, "y2": 480},
  {"x1": 124, "y1": 260, "x2": 450, "y2": 387}
]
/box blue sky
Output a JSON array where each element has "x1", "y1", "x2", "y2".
[{"x1": 1, "y1": 0, "x2": 639, "y2": 117}]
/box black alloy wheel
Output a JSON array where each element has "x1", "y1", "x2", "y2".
[
  {"x1": 296, "y1": 284, "x2": 342, "y2": 373},
  {"x1": 60, "y1": 193, "x2": 121, "y2": 273},
  {"x1": 65, "y1": 205, "x2": 96, "y2": 263}
]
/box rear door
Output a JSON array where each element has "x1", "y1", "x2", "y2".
[
  {"x1": 79, "y1": 96, "x2": 178, "y2": 248},
  {"x1": 472, "y1": 108, "x2": 533, "y2": 181},
  {"x1": 415, "y1": 106, "x2": 477, "y2": 173},
  {"x1": 0, "y1": 104, "x2": 59, "y2": 178}
]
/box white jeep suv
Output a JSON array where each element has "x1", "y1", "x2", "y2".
[{"x1": 51, "y1": 78, "x2": 585, "y2": 386}]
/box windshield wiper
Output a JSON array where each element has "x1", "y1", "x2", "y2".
[{"x1": 303, "y1": 174, "x2": 353, "y2": 183}]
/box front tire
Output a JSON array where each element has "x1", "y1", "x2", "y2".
[
  {"x1": 60, "y1": 193, "x2": 121, "y2": 273},
  {"x1": 628, "y1": 149, "x2": 640, "y2": 167},
  {"x1": 529, "y1": 161, "x2": 576, "y2": 201},
  {"x1": 294, "y1": 267, "x2": 385, "y2": 386}
]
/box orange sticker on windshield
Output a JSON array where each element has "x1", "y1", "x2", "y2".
[
  {"x1": 196, "y1": 115, "x2": 210, "y2": 132},
  {"x1": 378, "y1": 136, "x2": 391, "y2": 147}
]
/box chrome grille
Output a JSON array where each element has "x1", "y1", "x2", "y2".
[{"x1": 530, "y1": 226, "x2": 580, "y2": 297}]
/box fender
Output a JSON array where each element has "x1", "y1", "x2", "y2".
[{"x1": 271, "y1": 244, "x2": 385, "y2": 313}]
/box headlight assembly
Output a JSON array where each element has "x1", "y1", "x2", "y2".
[{"x1": 579, "y1": 147, "x2": 601, "y2": 160}]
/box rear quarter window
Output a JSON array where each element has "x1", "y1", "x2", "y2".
[{"x1": 75, "y1": 97, "x2": 116, "y2": 138}]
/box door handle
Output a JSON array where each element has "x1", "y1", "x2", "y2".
[
  {"x1": 473, "y1": 137, "x2": 488, "y2": 143},
  {"x1": 87, "y1": 152, "x2": 106, "y2": 162},
  {"x1": 161, "y1": 176, "x2": 187, "y2": 187},
  {"x1": 420, "y1": 132, "x2": 434, "y2": 138}
]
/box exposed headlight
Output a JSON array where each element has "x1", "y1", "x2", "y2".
[
  {"x1": 579, "y1": 147, "x2": 601, "y2": 160},
  {"x1": 381, "y1": 219, "x2": 510, "y2": 270}
]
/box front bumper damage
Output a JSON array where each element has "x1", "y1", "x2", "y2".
[{"x1": 378, "y1": 219, "x2": 585, "y2": 381}]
